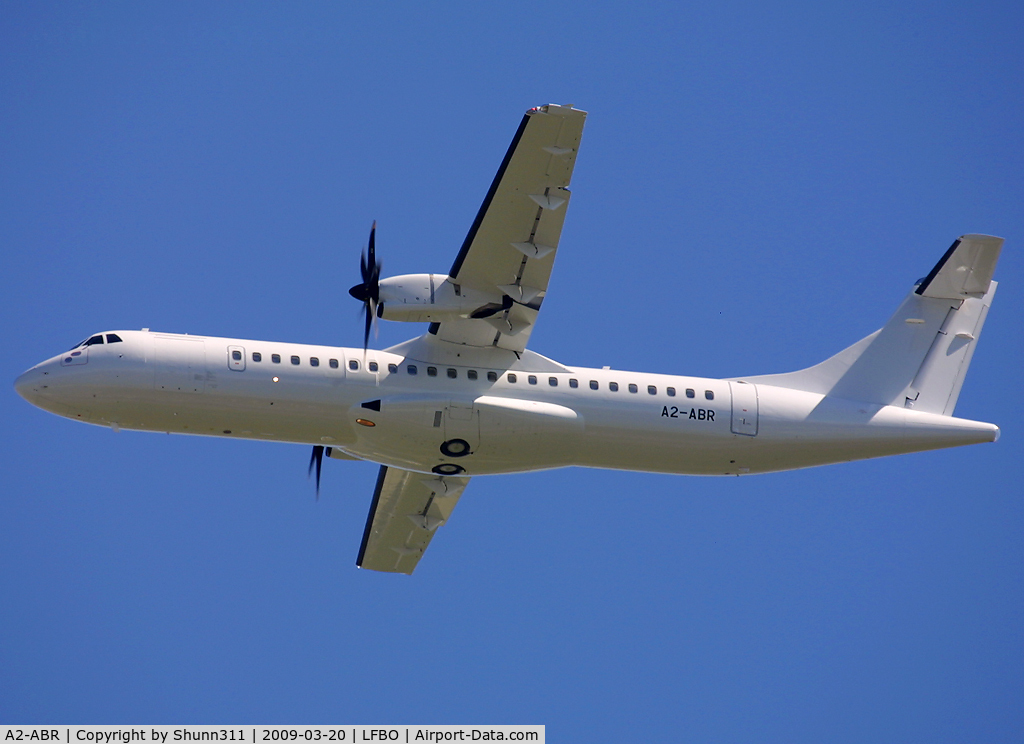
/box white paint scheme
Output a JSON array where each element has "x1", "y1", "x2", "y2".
[
  {"x1": 376, "y1": 274, "x2": 504, "y2": 323},
  {"x1": 14, "y1": 104, "x2": 1003, "y2": 574},
  {"x1": 14, "y1": 327, "x2": 1000, "y2": 477}
]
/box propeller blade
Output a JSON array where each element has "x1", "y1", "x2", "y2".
[
  {"x1": 308, "y1": 445, "x2": 324, "y2": 499},
  {"x1": 367, "y1": 220, "x2": 376, "y2": 273},
  {"x1": 363, "y1": 303, "x2": 373, "y2": 352},
  {"x1": 349, "y1": 221, "x2": 382, "y2": 351}
]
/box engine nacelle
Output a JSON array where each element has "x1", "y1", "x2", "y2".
[{"x1": 377, "y1": 274, "x2": 504, "y2": 323}]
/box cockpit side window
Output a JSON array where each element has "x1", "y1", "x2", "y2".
[
  {"x1": 85, "y1": 335, "x2": 104, "y2": 346},
  {"x1": 106, "y1": 334, "x2": 123, "y2": 343}
]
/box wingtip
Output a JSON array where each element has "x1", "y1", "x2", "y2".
[{"x1": 529, "y1": 103, "x2": 588, "y2": 116}]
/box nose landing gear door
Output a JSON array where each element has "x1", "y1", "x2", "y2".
[{"x1": 441, "y1": 400, "x2": 480, "y2": 458}]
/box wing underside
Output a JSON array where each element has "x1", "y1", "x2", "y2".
[
  {"x1": 357, "y1": 466, "x2": 470, "y2": 574},
  {"x1": 357, "y1": 106, "x2": 586, "y2": 573},
  {"x1": 431, "y1": 103, "x2": 587, "y2": 353}
]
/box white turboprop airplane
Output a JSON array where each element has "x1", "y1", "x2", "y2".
[{"x1": 15, "y1": 104, "x2": 1004, "y2": 574}]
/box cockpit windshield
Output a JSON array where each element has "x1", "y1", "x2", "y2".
[{"x1": 67, "y1": 333, "x2": 123, "y2": 351}]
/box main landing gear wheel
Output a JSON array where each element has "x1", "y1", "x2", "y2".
[
  {"x1": 439, "y1": 438, "x2": 471, "y2": 457},
  {"x1": 432, "y1": 463, "x2": 466, "y2": 476}
]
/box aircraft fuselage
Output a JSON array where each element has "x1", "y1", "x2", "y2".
[{"x1": 15, "y1": 330, "x2": 998, "y2": 479}]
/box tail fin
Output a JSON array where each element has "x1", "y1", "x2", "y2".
[{"x1": 746, "y1": 235, "x2": 1003, "y2": 416}]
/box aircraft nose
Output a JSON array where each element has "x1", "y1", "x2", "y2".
[
  {"x1": 15, "y1": 367, "x2": 42, "y2": 404},
  {"x1": 14, "y1": 361, "x2": 75, "y2": 416}
]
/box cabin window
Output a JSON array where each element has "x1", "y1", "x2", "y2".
[
  {"x1": 252, "y1": 352, "x2": 262, "y2": 362},
  {"x1": 528, "y1": 375, "x2": 537, "y2": 385},
  {"x1": 388, "y1": 363, "x2": 398, "y2": 373},
  {"x1": 369, "y1": 361, "x2": 378, "y2": 372},
  {"x1": 85, "y1": 335, "x2": 104, "y2": 346},
  {"x1": 310, "y1": 357, "x2": 319, "y2": 367},
  {"x1": 609, "y1": 382, "x2": 619, "y2": 392},
  {"x1": 686, "y1": 388, "x2": 695, "y2": 398},
  {"x1": 590, "y1": 380, "x2": 598, "y2": 390},
  {"x1": 106, "y1": 334, "x2": 123, "y2": 344},
  {"x1": 407, "y1": 365, "x2": 418, "y2": 375},
  {"x1": 467, "y1": 370, "x2": 478, "y2": 380},
  {"x1": 628, "y1": 383, "x2": 638, "y2": 393},
  {"x1": 291, "y1": 355, "x2": 300, "y2": 365},
  {"x1": 648, "y1": 385, "x2": 657, "y2": 395},
  {"x1": 427, "y1": 366, "x2": 437, "y2": 377},
  {"x1": 508, "y1": 373, "x2": 517, "y2": 383},
  {"x1": 667, "y1": 387, "x2": 676, "y2": 397},
  {"x1": 272, "y1": 354, "x2": 281, "y2": 364},
  {"x1": 330, "y1": 359, "x2": 339, "y2": 369},
  {"x1": 487, "y1": 371, "x2": 497, "y2": 382},
  {"x1": 549, "y1": 377, "x2": 558, "y2": 387},
  {"x1": 569, "y1": 378, "x2": 578, "y2": 388},
  {"x1": 232, "y1": 350, "x2": 242, "y2": 361},
  {"x1": 349, "y1": 359, "x2": 359, "y2": 370},
  {"x1": 447, "y1": 368, "x2": 457, "y2": 379},
  {"x1": 705, "y1": 390, "x2": 715, "y2": 400}
]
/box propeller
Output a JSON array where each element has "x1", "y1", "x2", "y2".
[
  {"x1": 308, "y1": 445, "x2": 332, "y2": 499},
  {"x1": 306, "y1": 223, "x2": 381, "y2": 497},
  {"x1": 309, "y1": 222, "x2": 378, "y2": 496},
  {"x1": 348, "y1": 221, "x2": 381, "y2": 350}
]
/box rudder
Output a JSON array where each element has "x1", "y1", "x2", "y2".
[{"x1": 745, "y1": 235, "x2": 1003, "y2": 416}]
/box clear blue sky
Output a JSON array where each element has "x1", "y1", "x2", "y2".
[{"x1": 2, "y1": 2, "x2": 1022, "y2": 739}]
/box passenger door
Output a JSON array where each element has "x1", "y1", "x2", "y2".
[
  {"x1": 227, "y1": 345, "x2": 246, "y2": 371},
  {"x1": 729, "y1": 381, "x2": 758, "y2": 436}
]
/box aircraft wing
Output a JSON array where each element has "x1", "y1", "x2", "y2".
[
  {"x1": 357, "y1": 465, "x2": 470, "y2": 574},
  {"x1": 431, "y1": 103, "x2": 587, "y2": 353}
]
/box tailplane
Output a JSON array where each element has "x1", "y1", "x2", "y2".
[{"x1": 746, "y1": 235, "x2": 1003, "y2": 416}]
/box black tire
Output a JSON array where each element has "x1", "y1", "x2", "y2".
[{"x1": 440, "y1": 438, "x2": 471, "y2": 457}]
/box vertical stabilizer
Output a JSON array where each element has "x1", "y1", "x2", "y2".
[{"x1": 745, "y1": 235, "x2": 1003, "y2": 416}]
